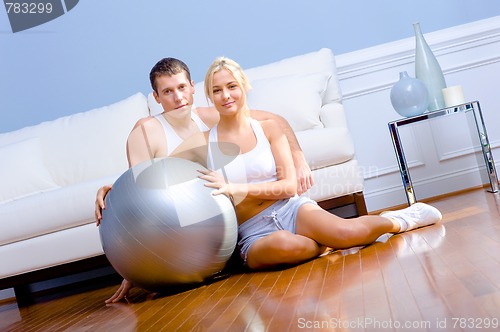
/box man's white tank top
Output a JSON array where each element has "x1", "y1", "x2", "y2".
[{"x1": 154, "y1": 110, "x2": 209, "y2": 155}]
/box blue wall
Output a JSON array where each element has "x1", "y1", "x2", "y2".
[{"x1": 1, "y1": 0, "x2": 499, "y2": 133}]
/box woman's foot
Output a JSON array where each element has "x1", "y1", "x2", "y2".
[{"x1": 381, "y1": 202, "x2": 442, "y2": 233}]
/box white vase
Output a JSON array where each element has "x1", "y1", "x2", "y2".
[{"x1": 414, "y1": 22, "x2": 447, "y2": 112}]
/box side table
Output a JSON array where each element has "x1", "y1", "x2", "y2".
[{"x1": 388, "y1": 101, "x2": 499, "y2": 205}]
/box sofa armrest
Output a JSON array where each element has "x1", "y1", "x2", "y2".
[
  {"x1": 320, "y1": 102, "x2": 349, "y2": 129},
  {"x1": 296, "y1": 127, "x2": 354, "y2": 170}
]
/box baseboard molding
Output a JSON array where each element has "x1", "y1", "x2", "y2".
[
  {"x1": 365, "y1": 166, "x2": 489, "y2": 211},
  {"x1": 369, "y1": 184, "x2": 492, "y2": 215}
]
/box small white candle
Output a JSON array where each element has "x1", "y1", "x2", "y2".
[{"x1": 442, "y1": 85, "x2": 466, "y2": 107}]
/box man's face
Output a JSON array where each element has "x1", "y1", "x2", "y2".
[{"x1": 153, "y1": 72, "x2": 195, "y2": 114}]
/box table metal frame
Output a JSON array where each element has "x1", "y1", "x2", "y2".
[{"x1": 388, "y1": 101, "x2": 499, "y2": 205}]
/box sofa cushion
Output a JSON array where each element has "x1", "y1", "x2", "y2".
[
  {"x1": 0, "y1": 93, "x2": 149, "y2": 188},
  {"x1": 247, "y1": 72, "x2": 330, "y2": 131},
  {"x1": 0, "y1": 138, "x2": 59, "y2": 203},
  {"x1": 0, "y1": 174, "x2": 118, "y2": 246},
  {"x1": 246, "y1": 48, "x2": 341, "y2": 104},
  {"x1": 42, "y1": 93, "x2": 149, "y2": 186}
]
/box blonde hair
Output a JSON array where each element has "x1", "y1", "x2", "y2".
[{"x1": 204, "y1": 57, "x2": 252, "y2": 115}]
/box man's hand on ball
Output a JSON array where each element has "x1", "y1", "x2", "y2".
[
  {"x1": 95, "y1": 184, "x2": 112, "y2": 226},
  {"x1": 105, "y1": 279, "x2": 134, "y2": 304}
]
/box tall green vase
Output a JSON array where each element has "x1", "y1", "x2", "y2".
[{"x1": 414, "y1": 22, "x2": 447, "y2": 112}]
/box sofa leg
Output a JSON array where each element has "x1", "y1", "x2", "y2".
[
  {"x1": 317, "y1": 191, "x2": 367, "y2": 218},
  {"x1": 354, "y1": 192, "x2": 368, "y2": 216},
  {"x1": 14, "y1": 284, "x2": 34, "y2": 307}
]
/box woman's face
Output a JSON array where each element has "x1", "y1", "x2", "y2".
[{"x1": 211, "y1": 69, "x2": 245, "y2": 115}]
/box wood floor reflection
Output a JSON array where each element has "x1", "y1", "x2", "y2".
[{"x1": 2, "y1": 188, "x2": 500, "y2": 331}]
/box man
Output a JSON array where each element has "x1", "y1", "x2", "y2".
[{"x1": 94, "y1": 57, "x2": 314, "y2": 303}]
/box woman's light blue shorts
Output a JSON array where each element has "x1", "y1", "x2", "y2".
[{"x1": 237, "y1": 195, "x2": 317, "y2": 264}]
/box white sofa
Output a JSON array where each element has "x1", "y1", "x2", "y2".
[{"x1": 0, "y1": 48, "x2": 365, "y2": 304}]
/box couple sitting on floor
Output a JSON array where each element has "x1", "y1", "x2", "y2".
[{"x1": 94, "y1": 56, "x2": 442, "y2": 303}]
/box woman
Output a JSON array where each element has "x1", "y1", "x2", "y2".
[{"x1": 173, "y1": 57, "x2": 442, "y2": 270}]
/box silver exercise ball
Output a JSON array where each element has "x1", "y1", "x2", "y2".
[{"x1": 99, "y1": 157, "x2": 238, "y2": 292}]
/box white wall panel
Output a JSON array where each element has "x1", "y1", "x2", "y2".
[{"x1": 335, "y1": 17, "x2": 500, "y2": 211}]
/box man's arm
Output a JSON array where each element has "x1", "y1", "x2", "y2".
[
  {"x1": 95, "y1": 117, "x2": 166, "y2": 225},
  {"x1": 251, "y1": 109, "x2": 314, "y2": 195},
  {"x1": 195, "y1": 106, "x2": 219, "y2": 128},
  {"x1": 95, "y1": 184, "x2": 112, "y2": 225},
  {"x1": 126, "y1": 117, "x2": 165, "y2": 168}
]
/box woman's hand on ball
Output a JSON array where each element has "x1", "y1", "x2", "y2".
[{"x1": 198, "y1": 169, "x2": 232, "y2": 198}]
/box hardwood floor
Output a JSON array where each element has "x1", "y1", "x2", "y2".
[{"x1": 2, "y1": 188, "x2": 500, "y2": 331}]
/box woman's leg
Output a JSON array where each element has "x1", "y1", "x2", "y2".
[
  {"x1": 246, "y1": 230, "x2": 325, "y2": 270},
  {"x1": 295, "y1": 202, "x2": 442, "y2": 249},
  {"x1": 295, "y1": 204, "x2": 399, "y2": 249}
]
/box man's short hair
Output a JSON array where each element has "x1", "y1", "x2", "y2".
[{"x1": 149, "y1": 58, "x2": 192, "y2": 93}]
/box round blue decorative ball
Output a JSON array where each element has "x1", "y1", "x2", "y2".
[{"x1": 390, "y1": 71, "x2": 429, "y2": 117}]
